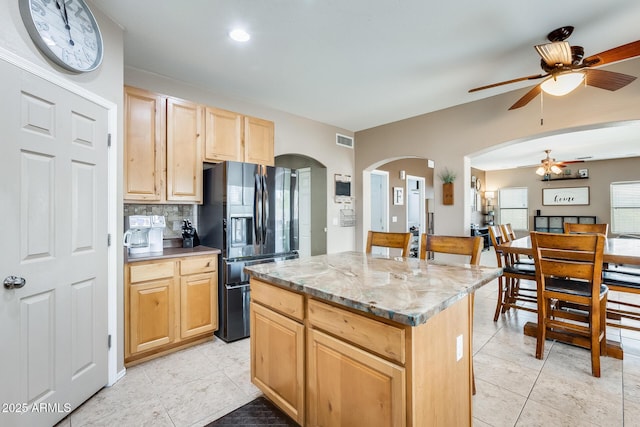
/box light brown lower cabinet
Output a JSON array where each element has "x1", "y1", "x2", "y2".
[
  {"x1": 125, "y1": 254, "x2": 218, "y2": 366},
  {"x1": 250, "y1": 278, "x2": 473, "y2": 426},
  {"x1": 250, "y1": 302, "x2": 305, "y2": 424},
  {"x1": 307, "y1": 328, "x2": 406, "y2": 427}
]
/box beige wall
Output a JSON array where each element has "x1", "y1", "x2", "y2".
[
  {"x1": 354, "y1": 58, "x2": 640, "y2": 250},
  {"x1": 487, "y1": 157, "x2": 640, "y2": 237}
]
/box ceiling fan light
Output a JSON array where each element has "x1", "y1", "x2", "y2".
[
  {"x1": 535, "y1": 41, "x2": 572, "y2": 66},
  {"x1": 550, "y1": 164, "x2": 563, "y2": 174},
  {"x1": 541, "y1": 72, "x2": 585, "y2": 96},
  {"x1": 535, "y1": 166, "x2": 546, "y2": 176}
]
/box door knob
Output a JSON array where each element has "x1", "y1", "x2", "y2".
[{"x1": 4, "y1": 276, "x2": 26, "y2": 289}]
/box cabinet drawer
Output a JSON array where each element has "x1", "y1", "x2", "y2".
[
  {"x1": 129, "y1": 261, "x2": 175, "y2": 283},
  {"x1": 180, "y1": 255, "x2": 217, "y2": 275},
  {"x1": 308, "y1": 299, "x2": 406, "y2": 365},
  {"x1": 250, "y1": 279, "x2": 304, "y2": 321}
]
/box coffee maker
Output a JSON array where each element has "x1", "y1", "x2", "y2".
[
  {"x1": 149, "y1": 215, "x2": 166, "y2": 253},
  {"x1": 124, "y1": 215, "x2": 151, "y2": 255}
]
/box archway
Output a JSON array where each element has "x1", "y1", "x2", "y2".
[
  {"x1": 361, "y1": 156, "x2": 434, "y2": 251},
  {"x1": 276, "y1": 154, "x2": 328, "y2": 256}
]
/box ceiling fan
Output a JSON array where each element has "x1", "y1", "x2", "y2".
[
  {"x1": 535, "y1": 149, "x2": 583, "y2": 176},
  {"x1": 469, "y1": 26, "x2": 640, "y2": 110}
]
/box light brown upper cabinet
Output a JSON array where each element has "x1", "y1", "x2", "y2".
[
  {"x1": 166, "y1": 97, "x2": 203, "y2": 203},
  {"x1": 124, "y1": 86, "x2": 165, "y2": 202},
  {"x1": 124, "y1": 86, "x2": 203, "y2": 203},
  {"x1": 203, "y1": 107, "x2": 274, "y2": 166}
]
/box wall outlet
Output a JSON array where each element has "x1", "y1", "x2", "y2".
[
  {"x1": 456, "y1": 334, "x2": 463, "y2": 361},
  {"x1": 392, "y1": 216, "x2": 397, "y2": 223}
]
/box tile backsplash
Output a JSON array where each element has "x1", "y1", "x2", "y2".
[{"x1": 123, "y1": 204, "x2": 195, "y2": 239}]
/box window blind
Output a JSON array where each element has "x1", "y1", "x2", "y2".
[
  {"x1": 499, "y1": 187, "x2": 528, "y2": 230},
  {"x1": 611, "y1": 181, "x2": 640, "y2": 233}
]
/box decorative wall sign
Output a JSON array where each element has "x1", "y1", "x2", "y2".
[
  {"x1": 393, "y1": 187, "x2": 404, "y2": 205},
  {"x1": 542, "y1": 186, "x2": 590, "y2": 206}
]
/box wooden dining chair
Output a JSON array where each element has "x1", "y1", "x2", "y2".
[
  {"x1": 530, "y1": 231, "x2": 608, "y2": 377},
  {"x1": 419, "y1": 234, "x2": 483, "y2": 264},
  {"x1": 500, "y1": 223, "x2": 534, "y2": 264},
  {"x1": 564, "y1": 222, "x2": 609, "y2": 235},
  {"x1": 419, "y1": 233, "x2": 482, "y2": 395},
  {"x1": 488, "y1": 225, "x2": 537, "y2": 321},
  {"x1": 365, "y1": 231, "x2": 411, "y2": 257}
]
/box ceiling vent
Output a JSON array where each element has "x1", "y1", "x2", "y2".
[{"x1": 336, "y1": 133, "x2": 354, "y2": 149}]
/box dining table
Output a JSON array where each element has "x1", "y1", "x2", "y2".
[
  {"x1": 499, "y1": 235, "x2": 640, "y2": 266},
  {"x1": 497, "y1": 236, "x2": 640, "y2": 359}
]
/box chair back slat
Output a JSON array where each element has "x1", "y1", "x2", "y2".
[
  {"x1": 539, "y1": 259, "x2": 597, "y2": 281},
  {"x1": 366, "y1": 231, "x2": 411, "y2": 257},
  {"x1": 419, "y1": 234, "x2": 482, "y2": 265},
  {"x1": 564, "y1": 223, "x2": 609, "y2": 236}
]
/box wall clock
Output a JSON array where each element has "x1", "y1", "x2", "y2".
[
  {"x1": 475, "y1": 179, "x2": 481, "y2": 191},
  {"x1": 19, "y1": 0, "x2": 103, "y2": 73}
]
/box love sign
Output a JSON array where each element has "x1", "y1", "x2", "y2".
[{"x1": 542, "y1": 187, "x2": 590, "y2": 206}]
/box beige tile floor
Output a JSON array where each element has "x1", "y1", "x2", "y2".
[{"x1": 58, "y1": 249, "x2": 640, "y2": 427}]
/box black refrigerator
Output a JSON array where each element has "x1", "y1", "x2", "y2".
[{"x1": 199, "y1": 161, "x2": 299, "y2": 342}]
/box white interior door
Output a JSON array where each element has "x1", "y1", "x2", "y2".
[
  {"x1": 406, "y1": 176, "x2": 426, "y2": 257},
  {"x1": 298, "y1": 167, "x2": 311, "y2": 257},
  {"x1": 370, "y1": 171, "x2": 389, "y2": 256},
  {"x1": 0, "y1": 60, "x2": 108, "y2": 426}
]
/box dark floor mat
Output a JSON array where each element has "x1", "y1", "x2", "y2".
[{"x1": 205, "y1": 396, "x2": 299, "y2": 426}]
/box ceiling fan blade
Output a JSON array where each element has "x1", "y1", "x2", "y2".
[
  {"x1": 468, "y1": 74, "x2": 546, "y2": 93},
  {"x1": 508, "y1": 84, "x2": 542, "y2": 110},
  {"x1": 584, "y1": 68, "x2": 637, "y2": 91},
  {"x1": 535, "y1": 41, "x2": 572, "y2": 66},
  {"x1": 583, "y1": 40, "x2": 640, "y2": 66}
]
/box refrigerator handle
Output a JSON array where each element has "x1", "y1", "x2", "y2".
[
  {"x1": 254, "y1": 173, "x2": 262, "y2": 245},
  {"x1": 262, "y1": 174, "x2": 268, "y2": 244}
]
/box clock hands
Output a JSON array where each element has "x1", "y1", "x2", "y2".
[{"x1": 55, "y1": 0, "x2": 75, "y2": 46}]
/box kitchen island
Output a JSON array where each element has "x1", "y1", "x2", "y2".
[{"x1": 245, "y1": 251, "x2": 501, "y2": 426}]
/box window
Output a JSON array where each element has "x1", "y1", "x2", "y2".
[
  {"x1": 611, "y1": 181, "x2": 640, "y2": 234},
  {"x1": 499, "y1": 187, "x2": 528, "y2": 231}
]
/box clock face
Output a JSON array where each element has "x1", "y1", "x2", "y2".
[{"x1": 20, "y1": 0, "x2": 103, "y2": 73}]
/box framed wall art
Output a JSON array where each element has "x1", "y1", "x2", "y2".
[
  {"x1": 542, "y1": 186, "x2": 590, "y2": 206},
  {"x1": 393, "y1": 187, "x2": 404, "y2": 205}
]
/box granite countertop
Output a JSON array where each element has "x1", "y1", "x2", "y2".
[
  {"x1": 244, "y1": 251, "x2": 502, "y2": 326},
  {"x1": 125, "y1": 245, "x2": 221, "y2": 263}
]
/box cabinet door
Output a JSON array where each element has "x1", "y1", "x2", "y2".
[
  {"x1": 180, "y1": 272, "x2": 217, "y2": 339},
  {"x1": 124, "y1": 86, "x2": 165, "y2": 201},
  {"x1": 203, "y1": 107, "x2": 242, "y2": 163},
  {"x1": 166, "y1": 97, "x2": 203, "y2": 203},
  {"x1": 244, "y1": 116, "x2": 274, "y2": 166},
  {"x1": 307, "y1": 328, "x2": 406, "y2": 427},
  {"x1": 250, "y1": 302, "x2": 304, "y2": 425},
  {"x1": 129, "y1": 278, "x2": 176, "y2": 354}
]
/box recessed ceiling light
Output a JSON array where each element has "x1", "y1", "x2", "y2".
[{"x1": 229, "y1": 29, "x2": 250, "y2": 42}]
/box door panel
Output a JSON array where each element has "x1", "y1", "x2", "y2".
[
  {"x1": 20, "y1": 151, "x2": 55, "y2": 260},
  {"x1": 370, "y1": 171, "x2": 389, "y2": 256},
  {"x1": 21, "y1": 291, "x2": 55, "y2": 403},
  {"x1": 0, "y1": 60, "x2": 108, "y2": 426},
  {"x1": 298, "y1": 168, "x2": 311, "y2": 257}
]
